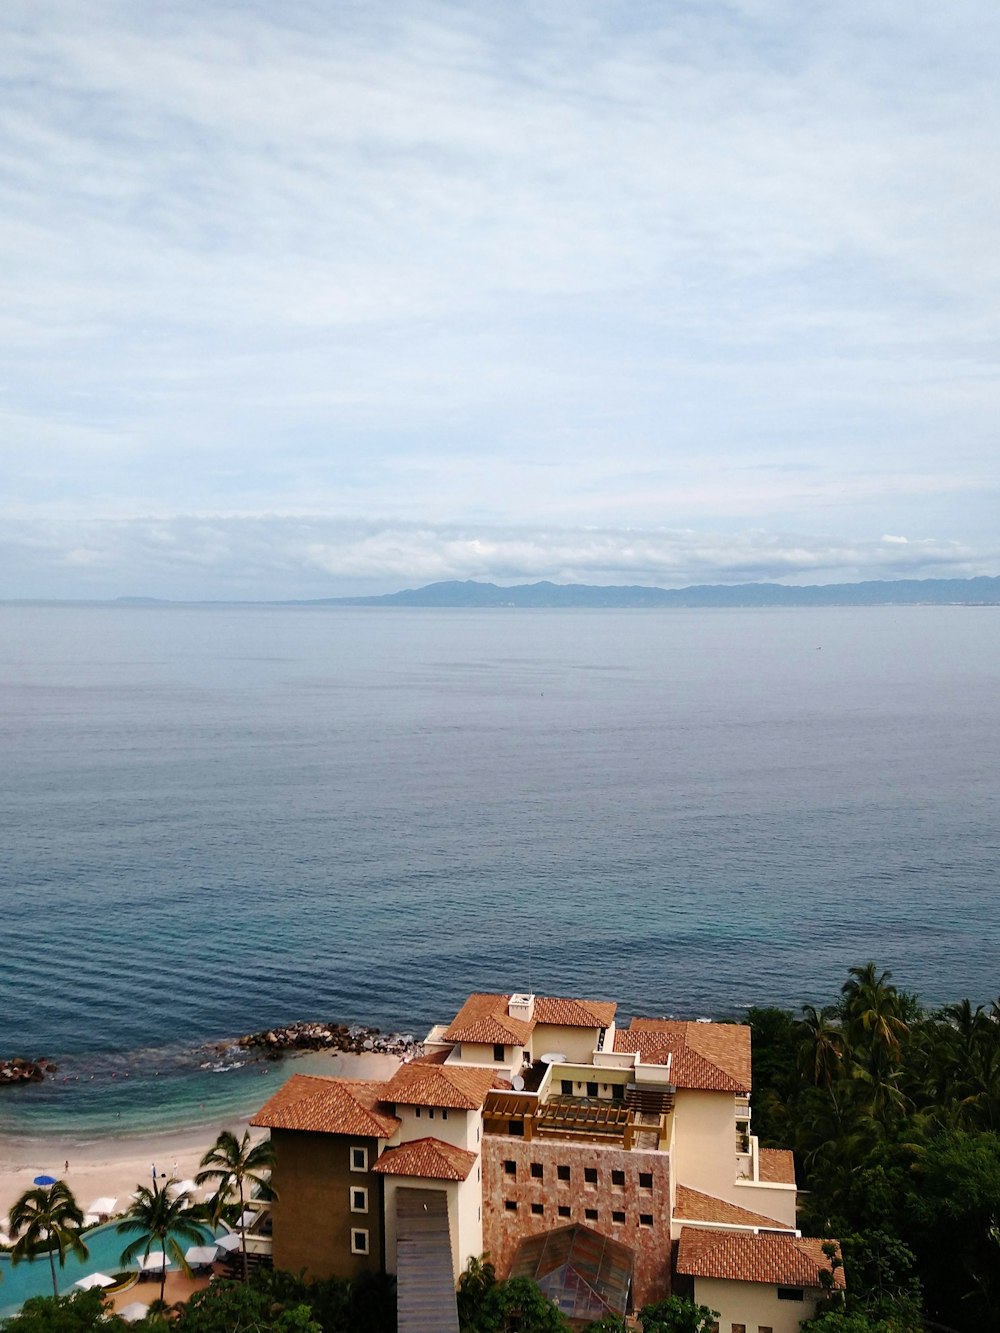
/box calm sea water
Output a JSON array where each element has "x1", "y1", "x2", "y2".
[{"x1": 2, "y1": 604, "x2": 998, "y2": 1137}]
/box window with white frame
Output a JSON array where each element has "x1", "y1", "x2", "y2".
[
  {"x1": 351, "y1": 1228, "x2": 369, "y2": 1255},
  {"x1": 350, "y1": 1146, "x2": 368, "y2": 1172},
  {"x1": 350, "y1": 1186, "x2": 368, "y2": 1213}
]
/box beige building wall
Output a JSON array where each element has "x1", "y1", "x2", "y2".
[
  {"x1": 454, "y1": 1040, "x2": 526, "y2": 1070},
  {"x1": 672, "y1": 1090, "x2": 741, "y2": 1200},
  {"x1": 695, "y1": 1275, "x2": 823, "y2": 1333},
  {"x1": 529, "y1": 1024, "x2": 603, "y2": 1064},
  {"x1": 381, "y1": 1176, "x2": 479, "y2": 1279},
  {"x1": 395, "y1": 1104, "x2": 481, "y2": 1153}
]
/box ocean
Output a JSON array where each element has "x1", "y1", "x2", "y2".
[{"x1": 2, "y1": 603, "x2": 998, "y2": 1138}]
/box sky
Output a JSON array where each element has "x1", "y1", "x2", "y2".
[{"x1": 3, "y1": 0, "x2": 999, "y2": 599}]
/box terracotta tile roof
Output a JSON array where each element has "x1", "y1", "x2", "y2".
[
  {"x1": 614, "y1": 1020, "x2": 752, "y2": 1092},
  {"x1": 371, "y1": 1137, "x2": 478, "y2": 1182},
  {"x1": 677, "y1": 1227, "x2": 845, "y2": 1290},
  {"x1": 251, "y1": 1074, "x2": 399, "y2": 1138},
  {"x1": 411, "y1": 1047, "x2": 452, "y2": 1065},
  {"x1": 533, "y1": 997, "x2": 617, "y2": 1029},
  {"x1": 759, "y1": 1148, "x2": 796, "y2": 1184},
  {"x1": 673, "y1": 1185, "x2": 791, "y2": 1230},
  {"x1": 443, "y1": 994, "x2": 535, "y2": 1046},
  {"x1": 384, "y1": 1061, "x2": 497, "y2": 1109}
]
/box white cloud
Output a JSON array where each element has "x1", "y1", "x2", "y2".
[
  {"x1": 3, "y1": 514, "x2": 990, "y2": 600},
  {"x1": 1, "y1": 1, "x2": 999, "y2": 590}
]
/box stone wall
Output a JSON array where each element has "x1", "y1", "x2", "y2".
[{"x1": 482, "y1": 1135, "x2": 672, "y2": 1309}]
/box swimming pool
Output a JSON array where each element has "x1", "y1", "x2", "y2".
[{"x1": 0, "y1": 1220, "x2": 221, "y2": 1318}]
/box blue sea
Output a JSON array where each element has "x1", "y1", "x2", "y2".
[{"x1": 2, "y1": 603, "x2": 998, "y2": 1139}]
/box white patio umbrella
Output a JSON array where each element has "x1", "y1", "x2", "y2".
[
  {"x1": 184, "y1": 1244, "x2": 219, "y2": 1266},
  {"x1": 82, "y1": 1214, "x2": 101, "y2": 1228},
  {"x1": 74, "y1": 1272, "x2": 114, "y2": 1290},
  {"x1": 87, "y1": 1196, "x2": 117, "y2": 1216},
  {"x1": 168, "y1": 1179, "x2": 198, "y2": 1199},
  {"x1": 236, "y1": 1209, "x2": 256, "y2": 1229},
  {"x1": 119, "y1": 1302, "x2": 150, "y2": 1323},
  {"x1": 138, "y1": 1252, "x2": 172, "y2": 1271},
  {"x1": 216, "y1": 1232, "x2": 242, "y2": 1252}
]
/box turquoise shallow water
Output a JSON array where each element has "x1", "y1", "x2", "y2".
[
  {"x1": 2, "y1": 604, "x2": 999, "y2": 1138},
  {"x1": 0, "y1": 1220, "x2": 221, "y2": 1316}
]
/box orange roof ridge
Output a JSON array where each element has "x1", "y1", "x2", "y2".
[
  {"x1": 676, "y1": 1227, "x2": 844, "y2": 1289},
  {"x1": 615, "y1": 1020, "x2": 751, "y2": 1092},
  {"x1": 533, "y1": 996, "x2": 617, "y2": 1028},
  {"x1": 371, "y1": 1137, "x2": 478, "y2": 1181},
  {"x1": 443, "y1": 994, "x2": 535, "y2": 1046},
  {"x1": 251, "y1": 1073, "x2": 400, "y2": 1138},
  {"x1": 384, "y1": 1061, "x2": 497, "y2": 1109},
  {"x1": 673, "y1": 1184, "x2": 791, "y2": 1230}
]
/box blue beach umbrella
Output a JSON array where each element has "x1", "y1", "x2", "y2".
[{"x1": 33, "y1": 1174, "x2": 57, "y2": 1185}]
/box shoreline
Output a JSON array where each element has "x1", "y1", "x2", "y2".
[{"x1": 0, "y1": 1050, "x2": 402, "y2": 1221}]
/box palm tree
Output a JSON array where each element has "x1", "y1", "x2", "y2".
[
  {"x1": 796, "y1": 1004, "x2": 844, "y2": 1090},
  {"x1": 9, "y1": 1180, "x2": 89, "y2": 1297},
  {"x1": 117, "y1": 1178, "x2": 204, "y2": 1304},
  {"x1": 196, "y1": 1129, "x2": 276, "y2": 1281}
]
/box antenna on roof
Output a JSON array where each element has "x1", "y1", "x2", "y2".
[{"x1": 527, "y1": 936, "x2": 532, "y2": 997}]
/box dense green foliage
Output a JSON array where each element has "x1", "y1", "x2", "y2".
[
  {"x1": 195, "y1": 1128, "x2": 277, "y2": 1282},
  {"x1": 636, "y1": 1294, "x2": 720, "y2": 1331},
  {"x1": 747, "y1": 963, "x2": 1000, "y2": 1332},
  {"x1": 116, "y1": 1178, "x2": 206, "y2": 1305},
  {"x1": 2, "y1": 1290, "x2": 125, "y2": 1333}
]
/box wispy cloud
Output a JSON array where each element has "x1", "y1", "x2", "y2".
[
  {"x1": 3, "y1": 515, "x2": 989, "y2": 600},
  {"x1": 1, "y1": 1, "x2": 999, "y2": 595}
]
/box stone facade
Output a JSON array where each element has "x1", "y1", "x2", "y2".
[{"x1": 482, "y1": 1135, "x2": 672, "y2": 1309}]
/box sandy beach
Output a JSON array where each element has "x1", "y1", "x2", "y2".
[{"x1": 0, "y1": 1050, "x2": 402, "y2": 1224}]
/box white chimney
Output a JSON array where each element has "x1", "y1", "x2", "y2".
[{"x1": 508, "y1": 993, "x2": 535, "y2": 1022}]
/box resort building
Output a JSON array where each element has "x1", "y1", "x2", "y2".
[{"x1": 252, "y1": 990, "x2": 841, "y2": 1330}]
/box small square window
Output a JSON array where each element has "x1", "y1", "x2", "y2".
[
  {"x1": 350, "y1": 1187, "x2": 367, "y2": 1213},
  {"x1": 531, "y1": 1202, "x2": 544, "y2": 1215},
  {"x1": 350, "y1": 1147, "x2": 367, "y2": 1172},
  {"x1": 639, "y1": 1214, "x2": 653, "y2": 1228},
  {"x1": 639, "y1": 1172, "x2": 653, "y2": 1189},
  {"x1": 415, "y1": 1107, "x2": 421, "y2": 1117},
  {"x1": 758, "y1": 1327, "x2": 773, "y2": 1333},
  {"x1": 731, "y1": 1325, "x2": 746, "y2": 1333},
  {"x1": 584, "y1": 1167, "x2": 597, "y2": 1185},
  {"x1": 586, "y1": 1082, "x2": 598, "y2": 1097},
  {"x1": 504, "y1": 1160, "x2": 517, "y2": 1176},
  {"x1": 611, "y1": 1169, "x2": 625, "y2": 1187},
  {"x1": 584, "y1": 1207, "x2": 598, "y2": 1221},
  {"x1": 505, "y1": 1200, "x2": 517, "y2": 1212},
  {"x1": 493, "y1": 1044, "x2": 505, "y2": 1062},
  {"x1": 530, "y1": 1162, "x2": 543, "y2": 1179},
  {"x1": 557, "y1": 1165, "x2": 570, "y2": 1182},
  {"x1": 557, "y1": 1205, "x2": 571, "y2": 1218},
  {"x1": 442, "y1": 1109, "x2": 448, "y2": 1119},
  {"x1": 351, "y1": 1229, "x2": 369, "y2": 1255},
  {"x1": 561, "y1": 1079, "x2": 573, "y2": 1095},
  {"x1": 612, "y1": 1210, "x2": 625, "y2": 1224}
]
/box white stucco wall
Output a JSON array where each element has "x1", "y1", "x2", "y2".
[
  {"x1": 695, "y1": 1275, "x2": 822, "y2": 1333},
  {"x1": 396, "y1": 1104, "x2": 481, "y2": 1153},
  {"x1": 530, "y1": 1023, "x2": 602, "y2": 1064},
  {"x1": 672, "y1": 1090, "x2": 741, "y2": 1200}
]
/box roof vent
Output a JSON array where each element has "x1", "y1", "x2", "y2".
[{"x1": 508, "y1": 993, "x2": 535, "y2": 1022}]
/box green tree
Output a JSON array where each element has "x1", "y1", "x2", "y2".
[
  {"x1": 176, "y1": 1280, "x2": 321, "y2": 1333},
  {"x1": 195, "y1": 1129, "x2": 276, "y2": 1281},
  {"x1": 117, "y1": 1178, "x2": 205, "y2": 1305},
  {"x1": 637, "y1": 1295, "x2": 719, "y2": 1331},
  {"x1": 1, "y1": 1289, "x2": 126, "y2": 1332},
  {"x1": 9, "y1": 1180, "x2": 89, "y2": 1298}
]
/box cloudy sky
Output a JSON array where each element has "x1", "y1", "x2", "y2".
[{"x1": 3, "y1": 0, "x2": 999, "y2": 598}]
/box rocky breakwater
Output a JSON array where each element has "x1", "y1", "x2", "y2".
[
  {"x1": 0, "y1": 1056, "x2": 57, "y2": 1086},
  {"x1": 236, "y1": 1021, "x2": 418, "y2": 1059}
]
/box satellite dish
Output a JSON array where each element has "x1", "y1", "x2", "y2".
[{"x1": 512, "y1": 1075, "x2": 525, "y2": 1091}]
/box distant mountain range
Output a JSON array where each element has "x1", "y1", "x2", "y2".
[{"x1": 305, "y1": 575, "x2": 1000, "y2": 608}]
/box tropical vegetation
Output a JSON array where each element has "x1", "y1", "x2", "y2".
[
  {"x1": 8, "y1": 1180, "x2": 89, "y2": 1297},
  {"x1": 748, "y1": 962, "x2": 1000, "y2": 1331},
  {"x1": 116, "y1": 1178, "x2": 205, "y2": 1304},
  {"x1": 195, "y1": 1127, "x2": 276, "y2": 1281}
]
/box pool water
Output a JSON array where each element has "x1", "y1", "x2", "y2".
[{"x1": 0, "y1": 1220, "x2": 221, "y2": 1318}]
